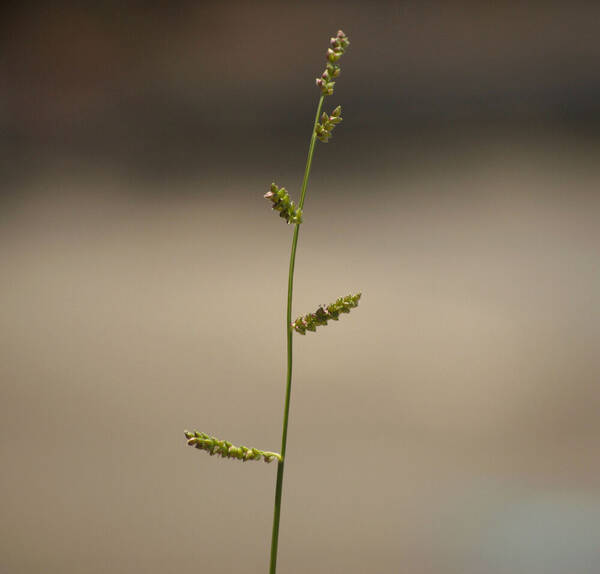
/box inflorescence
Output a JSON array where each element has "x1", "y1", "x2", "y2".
[
  {"x1": 264, "y1": 183, "x2": 303, "y2": 224},
  {"x1": 315, "y1": 105, "x2": 342, "y2": 143},
  {"x1": 184, "y1": 430, "x2": 282, "y2": 463},
  {"x1": 316, "y1": 30, "x2": 350, "y2": 96},
  {"x1": 185, "y1": 30, "x2": 360, "y2": 574},
  {"x1": 292, "y1": 293, "x2": 361, "y2": 334}
]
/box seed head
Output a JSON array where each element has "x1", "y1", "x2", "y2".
[{"x1": 316, "y1": 31, "x2": 350, "y2": 96}]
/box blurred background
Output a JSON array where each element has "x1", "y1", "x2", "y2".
[{"x1": 1, "y1": 2, "x2": 599, "y2": 573}]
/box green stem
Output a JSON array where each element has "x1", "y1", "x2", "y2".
[{"x1": 269, "y1": 94, "x2": 325, "y2": 574}]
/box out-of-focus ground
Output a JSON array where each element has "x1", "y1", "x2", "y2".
[{"x1": 1, "y1": 2, "x2": 599, "y2": 573}]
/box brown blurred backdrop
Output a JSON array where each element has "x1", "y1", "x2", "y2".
[{"x1": 1, "y1": 2, "x2": 599, "y2": 573}]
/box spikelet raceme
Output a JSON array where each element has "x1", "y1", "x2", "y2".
[
  {"x1": 264, "y1": 183, "x2": 303, "y2": 224},
  {"x1": 315, "y1": 106, "x2": 342, "y2": 143},
  {"x1": 292, "y1": 293, "x2": 361, "y2": 334},
  {"x1": 184, "y1": 430, "x2": 282, "y2": 463},
  {"x1": 316, "y1": 30, "x2": 350, "y2": 96}
]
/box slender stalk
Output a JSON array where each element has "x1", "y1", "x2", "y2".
[{"x1": 269, "y1": 94, "x2": 325, "y2": 574}]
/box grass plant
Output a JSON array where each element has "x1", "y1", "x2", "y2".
[{"x1": 183, "y1": 30, "x2": 361, "y2": 573}]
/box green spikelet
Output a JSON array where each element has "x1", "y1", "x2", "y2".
[
  {"x1": 264, "y1": 183, "x2": 303, "y2": 224},
  {"x1": 292, "y1": 293, "x2": 361, "y2": 334},
  {"x1": 315, "y1": 30, "x2": 350, "y2": 96},
  {"x1": 315, "y1": 106, "x2": 342, "y2": 143},
  {"x1": 184, "y1": 430, "x2": 281, "y2": 463}
]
